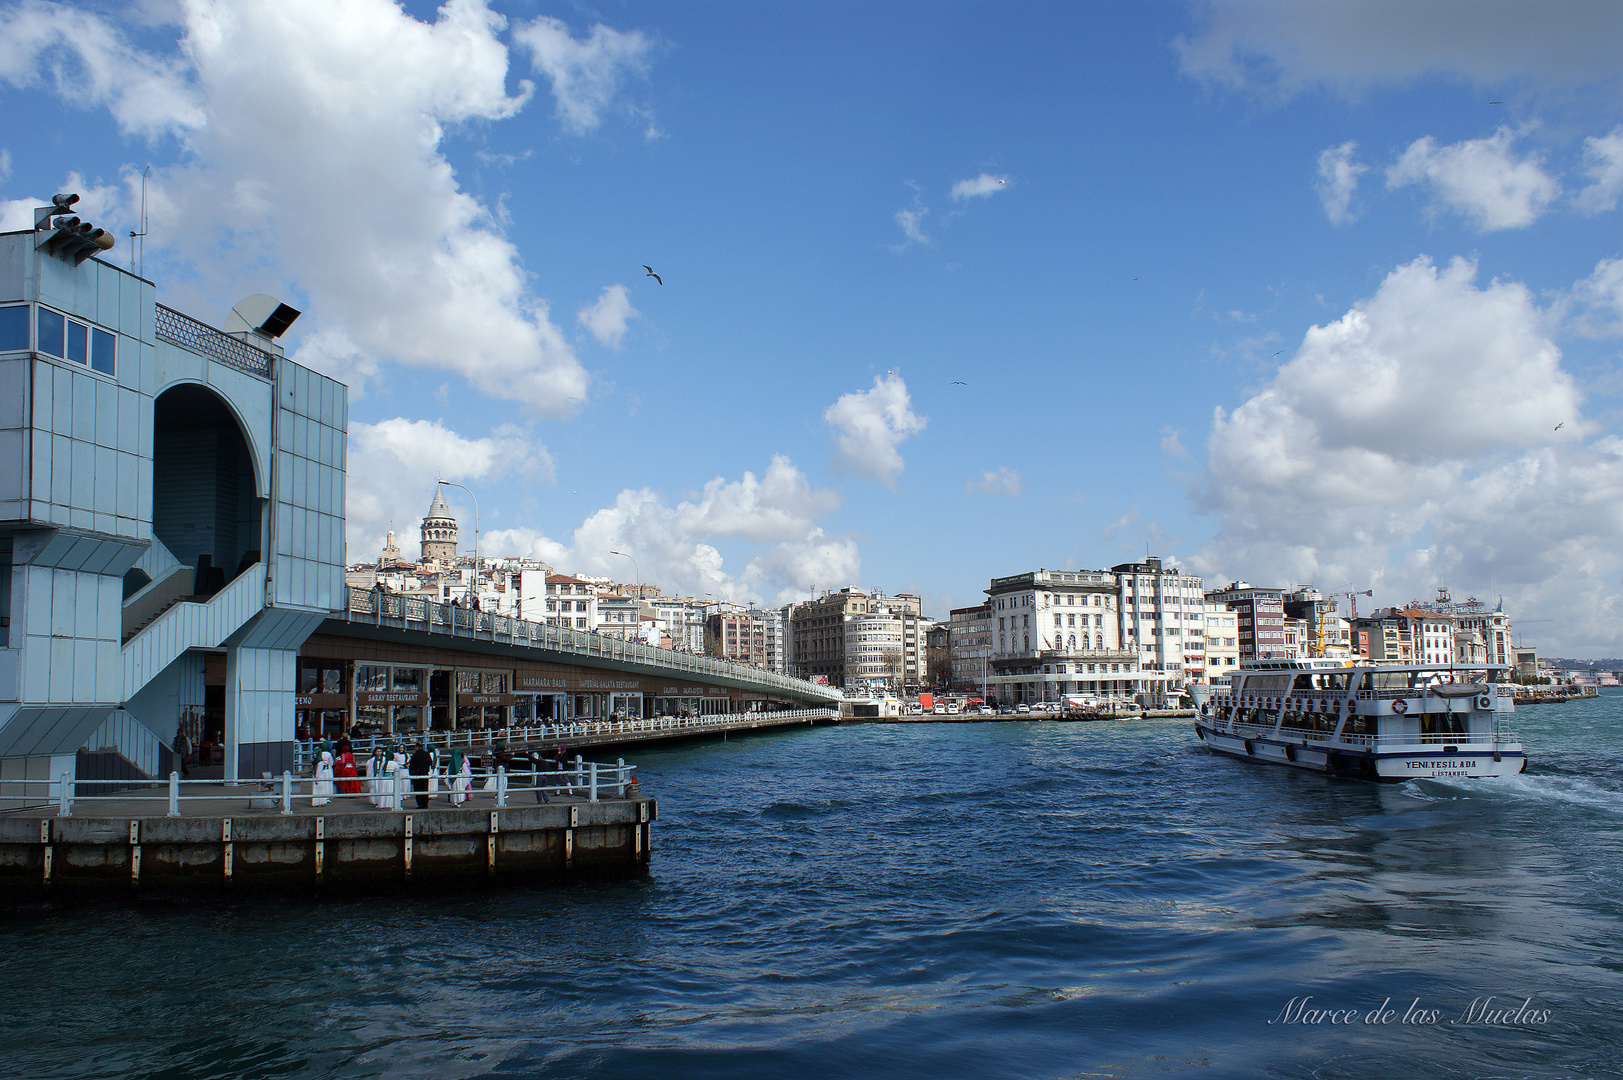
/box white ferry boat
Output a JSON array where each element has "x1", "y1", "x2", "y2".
[{"x1": 1194, "y1": 658, "x2": 1524, "y2": 781}]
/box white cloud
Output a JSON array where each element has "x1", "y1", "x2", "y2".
[
  {"x1": 1569, "y1": 257, "x2": 1623, "y2": 338},
  {"x1": 894, "y1": 207, "x2": 928, "y2": 246},
  {"x1": 1175, "y1": 1, "x2": 1623, "y2": 98},
  {"x1": 1386, "y1": 128, "x2": 1559, "y2": 231},
  {"x1": 951, "y1": 173, "x2": 1009, "y2": 200},
  {"x1": 0, "y1": 1, "x2": 665, "y2": 414},
  {"x1": 512, "y1": 16, "x2": 652, "y2": 135},
  {"x1": 824, "y1": 373, "x2": 928, "y2": 487},
  {"x1": 1574, "y1": 127, "x2": 1623, "y2": 213},
  {"x1": 965, "y1": 467, "x2": 1023, "y2": 497},
  {"x1": 0, "y1": 1, "x2": 204, "y2": 138},
  {"x1": 1159, "y1": 427, "x2": 1189, "y2": 459},
  {"x1": 482, "y1": 457, "x2": 853, "y2": 606},
  {"x1": 576, "y1": 283, "x2": 638, "y2": 348},
  {"x1": 1315, "y1": 141, "x2": 1367, "y2": 225},
  {"x1": 1191, "y1": 255, "x2": 1623, "y2": 655},
  {"x1": 346, "y1": 417, "x2": 553, "y2": 560},
  {"x1": 0, "y1": 149, "x2": 11, "y2": 182}
]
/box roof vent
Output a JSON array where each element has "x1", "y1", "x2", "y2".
[{"x1": 224, "y1": 294, "x2": 302, "y2": 356}]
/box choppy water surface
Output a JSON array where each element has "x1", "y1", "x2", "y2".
[{"x1": 6, "y1": 692, "x2": 1623, "y2": 1079}]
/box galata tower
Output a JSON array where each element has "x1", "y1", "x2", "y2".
[{"x1": 420, "y1": 486, "x2": 459, "y2": 564}]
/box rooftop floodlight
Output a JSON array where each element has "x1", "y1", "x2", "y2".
[{"x1": 35, "y1": 191, "x2": 113, "y2": 265}]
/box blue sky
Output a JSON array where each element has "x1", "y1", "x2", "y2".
[{"x1": 4, "y1": 1, "x2": 1623, "y2": 654}]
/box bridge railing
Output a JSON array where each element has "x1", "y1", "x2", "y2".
[
  {"x1": 295, "y1": 707, "x2": 838, "y2": 771},
  {"x1": 344, "y1": 588, "x2": 842, "y2": 703}
]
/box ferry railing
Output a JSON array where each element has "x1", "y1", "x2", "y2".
[
  {"x1": 3, "y1": 757, "x2": 638, "y2": 818},
  {"x1": 294, "y1": 707, "x2": 837, "y2": 771},
  {"x1": 1221, "y1": 720, "x2": 1518, "y2": 748}
]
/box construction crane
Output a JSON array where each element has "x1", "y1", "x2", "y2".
[{"x1": 1328, "y1": 586, "x2": 1374, "y2": 620}]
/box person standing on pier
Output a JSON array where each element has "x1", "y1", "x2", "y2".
[
  {"x1": 173, "y1": 726, "x2": 191, "y2": 778},
  {"x1": 408, "y1": 745, "x2": 433, "y2": 809}
]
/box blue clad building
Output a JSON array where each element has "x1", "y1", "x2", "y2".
[{"x1": 0, "y1": 196, "x2": 346, "y2": 787}]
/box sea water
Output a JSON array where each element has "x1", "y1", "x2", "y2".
[{"x1": 4, "y1": 691, "x2": 1621, "y2": 1079}]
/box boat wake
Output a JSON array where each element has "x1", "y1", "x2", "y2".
[{"x1": 1411, "y1": 771, "x2": 1623, "y2": 815}]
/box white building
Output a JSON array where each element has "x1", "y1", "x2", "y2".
[
  {"x1": 984, "y1": 569, "x2": 1150, "y2": 704},
  {"x1": 1201, "y1": 602, "x2": 1240, "y2": 681},
  {"x1": 1112, "y1": 557, "x2": 1205, "y2": 687},
  {"x1": 545, "y1": 574, "x2": 598, "y2": 630}
]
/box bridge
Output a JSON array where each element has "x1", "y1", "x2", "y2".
[{"x1": 0, "y1": 219, "x2": 838, "y2": 790}]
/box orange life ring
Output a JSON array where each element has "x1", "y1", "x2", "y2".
[{"x1": 1391, "y1": 698, "x2": 1408, "y2": 715}]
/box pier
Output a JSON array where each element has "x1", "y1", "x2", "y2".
[{"x1": 0, "y1": 766, "x2": 654, "y2": 903}]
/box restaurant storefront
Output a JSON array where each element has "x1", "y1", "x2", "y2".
[{"x1": 294, "y1": 633, "x2": 771, "y2": 736}]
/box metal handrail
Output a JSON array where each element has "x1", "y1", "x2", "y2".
[
  {"x1": 1220, "y1": 721, "x2": 1518, "y2": 747},
  {"x1": 4, "y1": 758, "x2": 638, "y2": 817},
  {"x1": 154, "y1": 304, "x2": 274, "y2": 379},
  {"x1": 294, "y1": 707, "x2": 838, "y2": 770}
]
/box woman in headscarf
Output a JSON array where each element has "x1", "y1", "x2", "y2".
[
  {"x1": 366, "y1": 746, "x2": 387, "y2": 807},
  {"x1": 334, "y1": 743, "x2": 361, "y2": 795},
  {"x1": 312, "y1": 750, "x2": 335, "y2": 807},
  {"x1": 450, "y1": 750, "x2": 471, "y2": 806},
  {"x1": 428, "y1": 745, "x2": 441, "y2": 800}
]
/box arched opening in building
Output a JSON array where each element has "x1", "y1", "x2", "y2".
[{"x1": 151, "y1": 384, "x2": 263, "y2": 597}]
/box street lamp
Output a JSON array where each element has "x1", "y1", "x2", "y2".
[{"x1": 608, "y1": 549, "x2": 640, "y2": 590}]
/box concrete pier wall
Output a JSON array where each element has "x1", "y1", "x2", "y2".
[{"x1": 0, "y1": 797, "x2": 655, "y2": 902}]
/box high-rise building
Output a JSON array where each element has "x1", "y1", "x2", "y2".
[
  {"x1": 1205, "y1": 581, "x2": 1286, "y2": 661},
  {"x1": 1112, "y1": 558, "x2": 1206, "y2": 681},
  {"x1": 946, "y1": 603, "x2": 992, "y2": 690}
]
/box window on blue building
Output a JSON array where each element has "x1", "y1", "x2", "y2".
[{"x1": 0, "y1": 306, "x2": 28, "y2": 350}]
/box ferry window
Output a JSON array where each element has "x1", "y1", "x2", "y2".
[
  {"x1": 1292, "y1": 674, "x2": 1314, "y2": 691},
  {"x1": 37, "y1": 308, "x2": 64, "y2": 356},
  {"x1": 0, "y1": 306, "x2": 28, "y2": 350},
  {"x1": 1371, "y1": 671, "x2": 1412, "y2": 689}
]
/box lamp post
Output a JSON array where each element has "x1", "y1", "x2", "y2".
[
  {"x1": 608, "y1": 549, "x2": 640, "y2": 591},
  {"x1": 436, "y1": 479, "x2": 479, "y2": 601}
]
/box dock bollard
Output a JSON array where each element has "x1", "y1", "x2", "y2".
[
  {"x1": 168, "y1": 771, "x2": 181, "y2": 817},
  {"x1": 281, "y1": 771, "x2": 293, "y2": 815},
  {"x1": 496, "y1": 766, "x2": 507, "y2": 808},
  {"x1": 57, "y1": 771, "x2": 72, "y2": 817}
]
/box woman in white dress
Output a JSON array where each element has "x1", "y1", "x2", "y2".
[
  {"x1": 449, "y1": 751, "x2": 471, "y2": 806},
  {"x1": 366, "y1": 747, "x2": 387, "y2": 807},
  {"x1": 311, "y1": 750, "x2": 335, "y2": 807},
  {"x1": 427, "y1": 746, "x2": 441, "y2": 800}
]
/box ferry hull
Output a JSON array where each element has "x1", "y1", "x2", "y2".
[{"x1": 1195, "y1": 722, "x2": 1526, "y2": 782}]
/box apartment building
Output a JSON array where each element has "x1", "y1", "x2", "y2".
[
  {"x1": 1205, "y1": 581, "x2": 1286, "y2": 661},
  {"x1": 1113, "y1": 557, "x2": 1206, "y2": 681}
]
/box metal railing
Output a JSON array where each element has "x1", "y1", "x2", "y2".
[
  {"x1": 5, "y1": 757, "x2": 636, "y2": 818},
  {"x1": 342, "y1": 588, "x2": 844, "y2": 704},
  {"x1": 1221, "y1": 720, "x2": 1518, "y2": 748},
  {"x1": 294, "y1": 707, "x2": 837, "y2": 771},
  {"x1": 154, "y1": 304, "x2": 274, "y2": 379}
]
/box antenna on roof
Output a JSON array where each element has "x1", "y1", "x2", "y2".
[{"x1": 128, "y1": 165, "x2": 150, "y2": 278}]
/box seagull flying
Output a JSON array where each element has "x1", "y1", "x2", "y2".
[
  {"x1": 1554, "y1": 422, "x2": 1564, "y2": 432},
  {"x1": 643, "y1": 265, "x2": 662, "y2": 285},
  {"x1": 950, "y1": 381, "x2": 967, "y2": 386},
  {"x1": 1271, "y1": 350, "x2": 1282, "y2": 358},
  {"x1": 1489, "y1": 101, "x2": 1503, "y2": 105}
]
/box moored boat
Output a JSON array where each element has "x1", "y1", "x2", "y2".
[{"x1": 1194, "y1": 658, "x2": 1524, "y2": 781}]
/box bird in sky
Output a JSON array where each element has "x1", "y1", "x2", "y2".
[
  {"x1": 1554, "y1": 422, "x2": 1564, "y2": 432},
  {"x1": 1490, "y1": 100, "x2": 1503, "y2": 104},
  {"x1": 643, "y1": 265, "x2": 662, "y2": 285},
  {"x1": 950, "y1": 381, "x2": 967, "y2": 386},
  {"x1": 1271, "y1": 350, "x2": 1283, "y2": 358}
]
